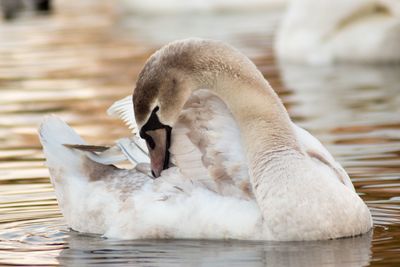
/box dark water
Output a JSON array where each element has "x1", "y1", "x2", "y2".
[{"x1": 0, "y1": 1, "x2": 399, "y2": 266}]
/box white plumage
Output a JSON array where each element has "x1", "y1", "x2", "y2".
[
  {"x1": 275, "y1": 0, "x2": 400, "y2": 64},
  {"x1": 39, "y1": 89, "x2": 371, "y2": 240}
]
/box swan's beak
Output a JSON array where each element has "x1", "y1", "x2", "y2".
[{"x1": 144, "y1": 128, "x2": 171, "y2": 178}]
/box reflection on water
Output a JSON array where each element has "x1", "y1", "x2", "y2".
[
  {"x1": 0, "y1": 218, "x2": 373, "y2": 267},
  {"x1": 57, "y1": 232, "x2": 372, "y2": 267},
  {"x1": 0, "y1": 1, "x2": 399, "y2": 266}
]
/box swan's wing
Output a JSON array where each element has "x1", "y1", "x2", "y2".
[
  {"x1": 169, "y1": 90, "x2": 251, "y2": 198},
  {"x1": 64, "y1": 96, "x2": 150, "y2": 166},
  {"x1": 91, "y1": 95, "x2": 150, "y2": 165},
  {"x1": 106, "y1": 92, "x2": 251, "y2": 198},
  {"x1": 293, "y1": 123, "x2": 355, "y2": 191},
  {"x1": 107, "y1": 95, "x2": 139, "y2": 134}
]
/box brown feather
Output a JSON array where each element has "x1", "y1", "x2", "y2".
[{"x1": 63, "y1": 144, "x2": 110, "y2": 152}]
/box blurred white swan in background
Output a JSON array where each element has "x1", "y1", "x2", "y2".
[
  {"x1": 39, "y1": 39, "x2": 372, "y2": 241},
  {"x1": 275, "y1": 0, "x2": 400, "y2": 64}
]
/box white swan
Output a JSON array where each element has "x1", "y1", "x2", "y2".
[
  {"x1": 275, "y1": 0, "x2": 400, "y2": 64},
  {"x1": 39, "y1": 38, "x2": 372, "y2": 241}
]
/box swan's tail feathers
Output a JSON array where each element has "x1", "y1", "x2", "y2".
[
  {"x1": 38, "y1": 116, "x2": 116, "y2": 187},
  {"x1": 39, "y1": 116, "x2": 86, "y2": 181}
]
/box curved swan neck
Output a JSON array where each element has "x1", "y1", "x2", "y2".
[
  {"x1": 144, "y1": 38, "x2": 300, "y2": 167},
  {"x1": 188, "y1": 57, "x2": 302, "y2": 222},
  {"x1": 136, "y1": 39, "x2": 303, "y2": 223},
  {"x1": 188, "y1": 57, "x2": 299, "y2": 160}
]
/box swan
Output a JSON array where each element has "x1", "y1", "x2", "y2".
[
  {"x1": 39, "y1": 38, "x2": 372, "y2": 241},
  {"x1": 275, "y1": 0, "x2": 400, "y2": 64}
]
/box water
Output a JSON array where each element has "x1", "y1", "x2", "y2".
[{"x1": 0, "y1": 1, "x2": 399, "y2": 266}]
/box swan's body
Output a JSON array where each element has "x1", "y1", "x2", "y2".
[
  {"x1": 40, "y1": 91, "x2": 262, "y2": 239},
  {"x1": 39, "y1": 39, "x2": 372, "y2": 240},
  {"x1": 275, "y1": 0, "x2": 400, "y2": 64}
]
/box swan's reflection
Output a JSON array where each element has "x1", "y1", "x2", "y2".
[{"x1": 57, "y1": 231, "x2": 372, "y2": 267}]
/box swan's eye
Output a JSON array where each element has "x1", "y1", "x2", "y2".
[
  {"x1": 143, "y1": 134, "x2": 156, "y2": 150},
  {"x1": 139, "y1": 106, "x2": 163, "y2": 150}
]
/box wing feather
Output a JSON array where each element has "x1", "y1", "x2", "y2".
[
  {"x1": 106, "y1": 96, "x2": 150, "y2": 164},
  {"x1": 107, "y1": 95, "x2": 139, "y2": 134},
  {"x1": 293, "y1": 124, "x2": 355, "y2": 191},
  {"x1": 169, "y1": 90, "x2": 251, "y2": 198}
]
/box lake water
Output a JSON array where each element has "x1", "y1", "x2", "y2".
[{"x1": 0, "y1": 1, "x2": 399, "y2": 266}]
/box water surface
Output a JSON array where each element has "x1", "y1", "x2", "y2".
[{"x1": 0, "y1": 1, "x2": 399, "y2": 266}]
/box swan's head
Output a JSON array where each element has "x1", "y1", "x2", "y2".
[
  {"x1": 133, "y1": 38, "x2": 259, "y2": 177},
  {"x1": 133, "y1": 41, "x2": 200, "y2": 177}
]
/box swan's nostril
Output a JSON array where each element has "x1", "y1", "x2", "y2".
[{"x1": 151, "y1": 170, "x2": 156, "y2": 177}]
